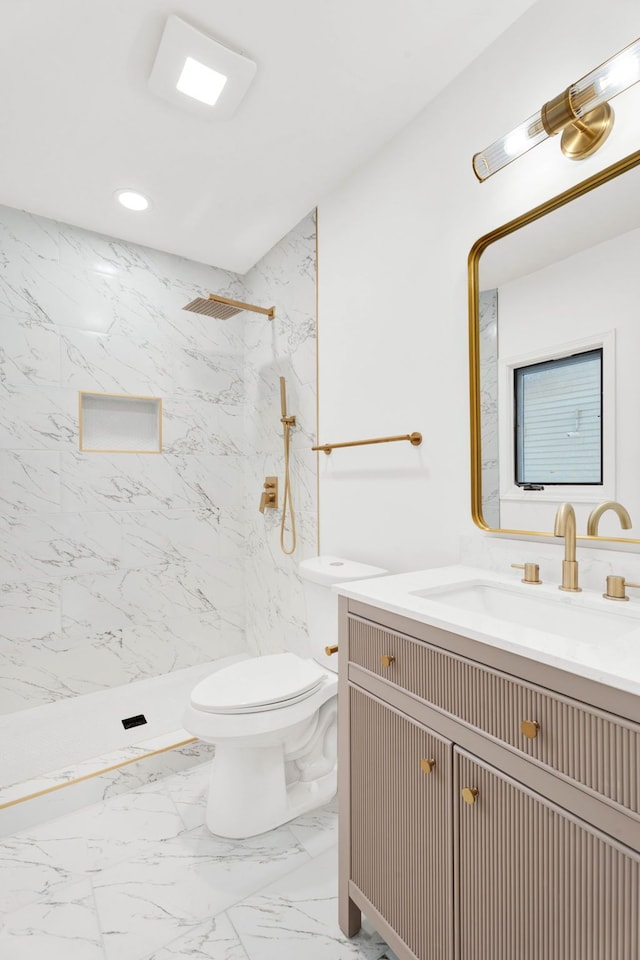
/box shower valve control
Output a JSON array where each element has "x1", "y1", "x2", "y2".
[{"x1": 259, "y1": 476, "x2": 278, "y2": 513}]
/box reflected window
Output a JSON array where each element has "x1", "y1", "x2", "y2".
[{"x1": 514, "y1": 348, "x2": 602, "y2": 486}]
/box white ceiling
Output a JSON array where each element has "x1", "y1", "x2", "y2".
[{"x1": 0, "y1": 0, "x2": 536, "y2": 273}]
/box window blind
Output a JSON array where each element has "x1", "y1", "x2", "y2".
[{"x1": 515, "y1": 349, "x2": 602, "y2": 485}]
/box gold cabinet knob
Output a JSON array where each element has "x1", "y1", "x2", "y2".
[
  {"x1": 520, "y1": 720, "x2": 540, "y2": 740},
  {"x1": 461, "y1": 787, "x2": 479, "y2": 806},
  {"x1": 325, "y1": 645, "x2": 338, "y2": 656},
  {"x1": 420, "y1": 758, "x2": 436, "y2": 775},
  {"x1": 380, "y1": 655, "x2": 395, "y2": 668}
]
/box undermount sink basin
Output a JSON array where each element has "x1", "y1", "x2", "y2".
[{"x1": 410, "y1": 581, "x2": 640, "y2": 643}]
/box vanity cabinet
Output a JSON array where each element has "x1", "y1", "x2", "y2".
[
  {"x1": 349, "y1": 687, "x2": 453, "y2": 960},
  {"x1": 457, "y1": 750, "x2": 640, "y2": 960},
  {"x1": 338, "y1": 598, "x2": 640, "y2": 960}
]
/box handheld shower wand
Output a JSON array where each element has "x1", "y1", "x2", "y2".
[
  {"x1": 280, "y1": 377, "x2": 287, "y2": 421},
  {"x1": 279, "y1": 376, "x2": 297, "y2": 555}
]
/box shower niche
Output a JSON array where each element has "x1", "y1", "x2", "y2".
[{"x1": 79, "y1": 391, "x2": 162, "y2": 453}]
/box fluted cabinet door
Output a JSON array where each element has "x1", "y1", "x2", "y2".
[
  {"x1": 350, "y1": 687, "x2": 454, "y2": 960},
  {"x1": 457, "y1": 749, "x2": 640, "y2": 960}
]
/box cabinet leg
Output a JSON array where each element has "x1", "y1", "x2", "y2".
[{"x1": 339, "y1": 895, "x2": 361, "y2": 937}]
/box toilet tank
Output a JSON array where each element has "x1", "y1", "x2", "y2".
[{"x1": 299, "y1": 556, "x2": 388, "y2": 674}]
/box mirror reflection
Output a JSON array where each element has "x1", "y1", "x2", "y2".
[{"x1": 472, "y1": 152, "x2": 640, "y2": 542}]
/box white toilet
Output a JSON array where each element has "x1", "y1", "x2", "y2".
[{"x1": 183, "y1": 555, "x2": 387, "y2": 838}]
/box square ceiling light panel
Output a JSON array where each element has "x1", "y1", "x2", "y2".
[{"x1": 148, "y1": 15, "x2": 257, "y2": 120}]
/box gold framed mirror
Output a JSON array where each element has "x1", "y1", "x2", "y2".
[{"x1": 469, "y1": 147, "x2": 640, "y2": 544}]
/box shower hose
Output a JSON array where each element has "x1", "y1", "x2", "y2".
[{"x1": 280, "y1": 417, "x2": 297, "y2": 555}]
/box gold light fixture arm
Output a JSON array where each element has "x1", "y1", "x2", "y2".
[
  {"x1": 473, "y1": 36, "x2": 640, "y2": 180},
  {"x1": 312, "y1": 432, "x2": 422, "y2": 455},
  {"x1": 541, "y1": 87, "x2": 613, "y2": 160}
]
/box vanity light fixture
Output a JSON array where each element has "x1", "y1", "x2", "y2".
[
  {"x1": 148, "y1": 15, "x2": 257, "y2": 120},
  {"x1": 115, "y1": 189, "x2": 150, "y2": 212},
  {"x1": 473, "y1": 37, "x2": 640, "y2": 181}
]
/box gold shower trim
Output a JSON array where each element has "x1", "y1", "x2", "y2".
[
  {"x1": 0, "y1": 737, "x2": 198, "y2": 810},
  {"x1": 315, "y1": 207, "x2": 320, "y2": 555},
  {"x1": 468, "y1": 146, "x2": 640, "y2": 543},
  {"x1": 312, "y1": 432, "x2": 422, "y2": 455},
  {"x1": 78, "y1": 391, "x2": 163, "y2": 454}
]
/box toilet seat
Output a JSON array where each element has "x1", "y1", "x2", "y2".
[{"x1": 190, "y1": 653, "x2": 326, "y2": 715}]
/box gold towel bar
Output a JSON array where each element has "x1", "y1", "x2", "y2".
[{"x1": 312, "y1": 432, "x2": 422, "y2": 455}]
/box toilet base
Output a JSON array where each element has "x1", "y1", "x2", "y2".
[
  {"x1": 204, "y1": 696, "x2": 337, "y2": 839},
  {"x1": 205, "y1": 742, "x2": 336, "y2": 838}
]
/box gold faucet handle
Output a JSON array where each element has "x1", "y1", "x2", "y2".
[
  {"x1": 259, "y1": 476, "x2": 278, "y2": 513},
  {"x1": 603, "y1": 575, "x2": 640, "y2": 601},
  {"x1": 511, "y1": 562, "x2": 542, "y2": 584}
]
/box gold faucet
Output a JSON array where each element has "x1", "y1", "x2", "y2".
[
  {"x1": 587, "y1": 500, "x2": 632, "y2": 536},
  {"x1": 553, "y1": 503, "x2": 581, "y2": 592}
]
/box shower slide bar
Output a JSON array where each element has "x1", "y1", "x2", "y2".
[{"x1": 312, "y1": 431, "x2": 422, "y2": 455}]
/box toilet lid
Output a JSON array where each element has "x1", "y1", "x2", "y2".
[{"x1": 190, "y1": 654, "x2": 326, "y2": 714}]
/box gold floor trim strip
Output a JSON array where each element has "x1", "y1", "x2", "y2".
[{"x1": 0, "y1": 737, "x2": 199, "y2": 810}]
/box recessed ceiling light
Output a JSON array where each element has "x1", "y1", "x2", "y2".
[
  {"x1": 148, "y1": 15, "x2": 257, "y2": 120},
  {"x1": 177, "y1": 56, "x2": 227, "y2": 106},
  {"x1": 116, "y1": 190, "x2": 150, "y2": 212}
]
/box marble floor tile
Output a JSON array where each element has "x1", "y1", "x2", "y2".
[
  {"x1": 143, "y1": 912, "x2": 249, "y2": 960},
  {"x1": 1, "y1": 762, "x2": 395, "y2": 960},
  {"x1": 72, "y1": 788, "x2": 187, "y2": 871},
  {"x1": 0, "y1": 815, "x2": 90, "y2": 913},
  {"x1": 93, "y1": 824, "x2": 310, "y2": 960},
  {"x1": 0, "y1": 879, "x2": 104, "y2": 960},
  {"x1": 288, "y1": 794, "x2": 338, "y2": 858},
  {"x1": 228, "y1": 846, "x2": 388, "y2": 960},
  {"x1": 93, "y1": 843, "x2": 234, "y2": 960},
  {"x1": 160, "y1": 763, "x2": 210, "y2": 832}
]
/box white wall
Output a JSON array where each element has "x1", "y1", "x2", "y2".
[{"x1": 317, "y1": 0, "x2": 640, "y2": 573}]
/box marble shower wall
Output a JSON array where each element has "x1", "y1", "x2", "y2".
[
  {"x1": 0, "y1": 204, "x2": 318, "y2": 716},
  {"x1": 479, "y1": 288, "x2": 499, "y2": 529},
  {"x1": 242, "y1": 212, "x2": 318, "y2": 658},
  {"x1": 0, "y1": 204, "x2": 251, "y2": 714}
]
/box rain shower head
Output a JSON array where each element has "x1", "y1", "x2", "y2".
[{"x1": 182, "y1": 293, "x2": 275, "y2": 320}]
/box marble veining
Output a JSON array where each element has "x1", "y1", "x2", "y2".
[
  {"x1": 0, "y1": 451, "x2": 61, "y2": 514},
  {"x1": 479, "y1": 288, "x2": 499, "y2": 529},
  {"x1": 242, "y1": 210, "x2": 318, "y2": 659},
  {"x1": 0, "y1": 201, "x2": 317, "y2": 722},
  {"x1": 0, "y1": 764, "x2": 394, "y2": 960}
]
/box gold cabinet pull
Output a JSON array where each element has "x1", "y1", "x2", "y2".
[
  {"x1": 520, "y1": 720, "x2": 540, "y2": 740},
  {"x1": 461, "y1": 787, "x2": 479, "y2": 806},
  {"x1": 380, "y1": 655, "x2": 395, "y2": 668},
  {"x1": 420, "y1": 758, "x2": 436, "y2": 775},
  {"x1": 325, "y1": 645, "x2": 338, "y2": 656}
]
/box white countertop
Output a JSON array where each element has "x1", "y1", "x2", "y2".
[{"x1": 336, "y1": 565, "x2": 640, "y2": 698}]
